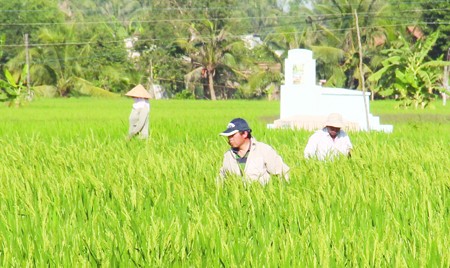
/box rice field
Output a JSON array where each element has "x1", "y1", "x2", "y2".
[{"x1": 1, "y1": 98, "x2": 449, "y2": 266}]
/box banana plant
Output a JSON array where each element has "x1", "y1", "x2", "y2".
[
  {"x1": 369, "y1": 32, "x2": 450, "y2": 108},
  {"x1": 0, "y1": 65, "x2": 30, "y2": 106}
]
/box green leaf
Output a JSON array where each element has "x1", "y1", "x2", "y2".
[
  {"x1": 4, "y1": 69, "x2": 17, "y2": 87},
  {"x1": 403, "y1": 71, "x2": 418, "y2": 89},
  {"x1": 382, "y1": 56, "x2": 402, "y2": 66},
  {"x1": 0, "y1": 91, "x2": 8, "y2": 100},
  {"x1": 6, "y1": 87, "x2": 18, "y2": 96},
  {"x1": 395, "y1": 69, "x2": 406, "y2": 83},
  {"x1": 379, "y1": 88, "x2": 394, "y2": 97},
  {"x1": 368, "y1": 65, "x2": 390, "y2": 82},
  {"x1": 19, "y1": 65, "x2": 28, "y2": 87}
]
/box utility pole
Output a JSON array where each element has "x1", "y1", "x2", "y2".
[
  {"x1": 354, "y1": 10, "x2": 370, "y2": 131},
  {"x1": 24, "y1": 33, "x2": 32, "y2": 99},
  {"x1": 146, "y1": 59, "x2": 154, "y2": 98},
  {"x1": 443, "y1": 48, "x2": 449, "y2": 106}
]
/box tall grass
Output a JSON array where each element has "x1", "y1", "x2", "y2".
[{"x1": 0, "y1": 98, "x2": 449, "y2": 266}]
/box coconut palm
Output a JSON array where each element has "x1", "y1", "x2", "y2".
[
  {"x1": 303, "y1": 0, "x2": 392, "y2": 89},
  {"x1": 176, "y1": 19, "x2": 246, "y2": 100},
  {"x1": 6, "y1": 24, "x2": 117, "y2": 97}
]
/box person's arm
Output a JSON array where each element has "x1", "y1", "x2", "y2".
[
  {"x1": 264, "y1": 146, "x2": 290, "y2": 181},
  {"x1": 219, "y1": 151, "x2": 238, "y2": 178},
  {"x1": 346, "y1": 136, "x2": 353, "y2": 158},
  {"x1": 304, "y1": 134, "x2": 317, "y2": 159}
]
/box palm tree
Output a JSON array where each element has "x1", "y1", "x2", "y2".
[
  {"x1": 176, "y1": 19, "x2": 245, "y2": 100},
  {"x1": 303, "y1": 0, "x2": 392, "y2": 90},
  {"x1": 7, "y1": 24, "x2": 117, "y2": 97}
]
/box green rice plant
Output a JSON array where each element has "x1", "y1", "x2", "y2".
[{"x1": 0, "y1": 98, "x2": 449, "y2": 266}]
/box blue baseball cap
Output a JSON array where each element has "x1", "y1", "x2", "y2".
[{"x1": 219, "y1": 118, "x2": 252, "y2": 136}]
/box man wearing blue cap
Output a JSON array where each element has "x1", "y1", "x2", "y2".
[{"x1": 219, "y1": 118, "x2": 290, "y2": 185}]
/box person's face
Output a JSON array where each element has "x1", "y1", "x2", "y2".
[
  {"x1": 327, "y1": 126, "x2": 340, "y2": 138},
  {"x1": 227, "y1": 131, "x2": 247, "y2": 149}
]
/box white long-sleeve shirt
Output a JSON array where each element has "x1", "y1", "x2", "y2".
[
  {"x1": 128, "y1": 99, "x2": 150, "y2": 139},
  {"x1": 304, "y1": 127, "x2": 352, "y2": 161}
]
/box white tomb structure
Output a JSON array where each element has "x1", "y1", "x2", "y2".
[{"x1": 269, "y1": 49, "x2": 393, "y2": 132}]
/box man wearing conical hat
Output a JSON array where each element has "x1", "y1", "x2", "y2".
[
  {"x1": 304, "y1": 113, "x2": 353, "y2": 160},
  {"x1": 125, "y1": 84, "x2": 151, "y2": 140}
]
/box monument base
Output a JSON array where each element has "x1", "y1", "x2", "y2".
[
  {"x1": 268, "y1": 115, "x2": 393, "y2": 132},
  {"x1": 268, "y1": 115, "x2": 359, "y2": 131}
]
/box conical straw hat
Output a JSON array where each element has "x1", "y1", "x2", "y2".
[
  {"x1": 125, "y1": 84, "x2": 151, "y2": 99},
  {"x1": 324, "y1": 113, "x2": 345, "y2": 128}
]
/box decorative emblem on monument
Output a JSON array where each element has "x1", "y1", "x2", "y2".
[{"x1": 292, "y1": 64, "x2": 304, "y2": 85}]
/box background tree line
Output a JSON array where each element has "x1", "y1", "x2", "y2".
[{"x1": 0, "y1": 0, "x2": 449, "y2": 107}]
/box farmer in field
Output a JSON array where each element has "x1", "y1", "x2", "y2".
[
  {"x1": 304, "y1": 113, "x2": 353, "y2": 160},
  {"x1": 219, "y1": 118, "x2": 290, "y2": 185},
  {"x1": 125, "y1": 84, "x2": 151, "y2": 140}
]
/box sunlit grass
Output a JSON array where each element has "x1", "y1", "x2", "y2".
[{"x1": 0, "y1": 98, "x2": 449, "y2": 266}]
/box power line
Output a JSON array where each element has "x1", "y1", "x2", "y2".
[
  {"x1": 0, "y1": 6, "x2": 245, "y2": 14},
  {"x1": 0, "y1": 7, "x2": 448, "y2": 27},
  {"x1": 0, "y1": 0, "x2": 448, "y2": 14},
  {"x1": 1, "y1": 20, "x2": 447, "y2": 49}
]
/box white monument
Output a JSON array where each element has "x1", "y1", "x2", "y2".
[
  {"x1": 149, "y1": 84, "x2": 167, "y2": 99},
  {"x1": 269, "y1": 49, "x2": 393, "y2": 132}
]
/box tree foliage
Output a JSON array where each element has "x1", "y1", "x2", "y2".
[
  {"x1": 0, "y1": 0, "x2": 64, "y2": 62},
  {"x1": 303, "y1": 0, "x2": 391, "y2": 90},
  {"x1": 0, "y1": 0, "x2": 447, "y2": 103},
  {"x1": 0, "y1": 66, "x2": 30, "y2": 106},
  {"x1": 420, "y1": 1, "x2": 450, "y2": 59},
  {"x1": 369, "y1": 32, "x2": 450, "y2": 108}
]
